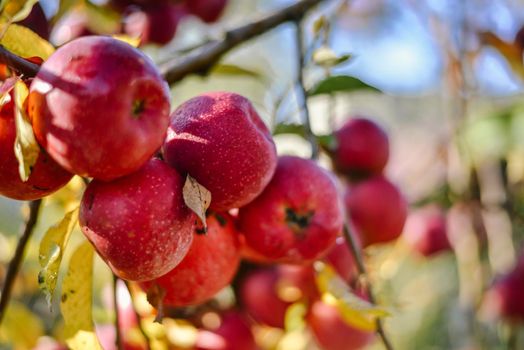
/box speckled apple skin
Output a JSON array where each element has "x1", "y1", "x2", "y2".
[
  {"x1": 186, "y1": 0, "x2": 227, "y2": 23},
  {"x1": 238, "y1": 156, "x2": 342, "y2": 264},
  {"x1": 163, "y1": 92, "x2": 277, "y2": 211},
  {"x1": 140, "y1": 212, "x2": 240, "y2": 306},
  {"x1": 79, "y1": 159, "x2": 194, "y2": 282},
  {"x1": 0, "y1": 99, "x2": 72, "y2": 200},
  {"x1": 333, "y1": 117, "x2": 389, "y2": 177},
  {"x1": 345, "y1": 176, "x2": 408, "y2": 247},
  {"x1": 308, "y1": 300, "x2": 375, "y2": 350},
  {"x1": 28, "y1": 36, "x2": 171, "y2": 181}
]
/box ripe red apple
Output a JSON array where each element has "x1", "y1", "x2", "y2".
[
  {"x1": 307, "y1": 300, "x2": 375, "y2": 350},
  {"x1": 29, "y1": 36, "x2": 171, "y2": 181},
  {"x1": 186, "y1": 0, "x2": 227, "y2": 23},
  {"x1": 331, "y1": 117, "x2": 389, "y2": 178},
  {"x1": 239, "y1": 264, "x2": 317, "y2": 329},
  {"x1": 18, "y1": 3, "x2": 49, "y2": 39},
  {"x1": 163, "y1": 92, "x2": 277, "y2": 211},
  {"x1": 344, "y1": 176, "x2": 408, "y2": 247},
  {"x1": 123, "y1": 3, "x2": 187, "y2": 45},
  {"x1": 481, "y1": 256, "x2": 524, "y2": 322},
  {"x1": 238, "y1": 156, "x2": 342, "y2": 263},
  {"x1": 324, "y1": 236, "x2": 359, "y2": 284},
  {"x1": 0, "y1": 98, "x2": 72, "y2": 200},
  {"x1": 49, "y1": 10, "x2": 94, "y2": 46},
  {"x1": 140, "y1": 212, "x2": 240, "y2": 307},
  {"x1": 403, "y1": 205, "x2": 451, "y2": 257},
  {"x1": 79, "y1": 159, "x2": 194, "y2": 281},
  {"x1": 195, "y1": 311, "x2": 258, "y2": 350}
]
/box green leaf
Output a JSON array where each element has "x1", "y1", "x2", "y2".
[
  {"x1": 308, "y1": 75, "x2": 380, "y2": 96},
  {"x1": 210, "y1": 64, "x2": 262, "y2": 79},
  {"x1": 83, "y1": 1, "x2": 120, "y2": 34},
  {"x1": 52, "y1": 0, "x2": 79, "y2": 24},
  {"x1": 1, "y1": 23, "x2": 54, "y2": 59},
  {"x1": 0, "y1": 0, "x2": 38, "y2": 23},
  {"x1": 316, "y1": 134, "x2": 337, "y2": 151},
  {"x1": 272, "y1": 123, "x2": 305, "y2": 137},
  {"x1": 183, "y1": 175, "x2": 211, "y2": 231},
  {"x1": 13, "y1": 79, "x2": 39, "y2": 182},
  {"x1": 312, "y1": 47, "x2": 352, "y2": 68},
  {"x1": 38, "y1": 207, "x2": 79, "y2": 309},
  {"x1": 314, "y1": 262, "x2": 390, "y2": 331},
  {"x1": 61, "y1": 241, "x2": 102, "y2": 350}
]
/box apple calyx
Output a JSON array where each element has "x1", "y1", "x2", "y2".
[
  {"x1": 285, "y1": 207, "x2": 314, "y2": 234},
  {"x1": 132, "y1": 99, "x2": 146, "y2": 118}
]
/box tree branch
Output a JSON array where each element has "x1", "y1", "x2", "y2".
[
  {"x1": 342, "y1": 225, "x2": 394, "y2": 350},
  {"x1": 159, "y1": 0, "x2": 325, "y2": 84},
  {"x1": 113, "y1": 274, "x2": 123, "y2": 350},
  {"x1": 0, "y1": 45, "x2": 39, "y2": 77},
  {"x1": 0, "y1": 199, "x2": 42, "y2": 325}
]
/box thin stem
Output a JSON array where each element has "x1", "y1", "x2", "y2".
[
  {"x1": 0, "y1": 45, "x2": 39, "y2": 77},
  {"x1": 295, "y1": 20, "x2": 320, "y2": 160},
  {"x1": 123, "y1": 281, "x2": 151, "y2": 350},
  {"x1": 113, "y1": 275, "x2": 123, "y2": 350},
  {"x1": 0, "y1": 199, "x2": 42, "y2": 325},
  {"x1": 342, "y1": 224, "x2": 394, "y2": 350}
]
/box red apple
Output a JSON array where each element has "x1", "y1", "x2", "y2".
[
  {"x1": 403, "y1": 205, "x2": 451, "y2": 257},
  {"x1": 49, "y1": 10, "x2": 94, "y2": 46},
  {"x1": 324, "y1": 236, "x2": 359, "y2": 284},
  {"x1": 186, "y1": 0, "x2": 227, "y2": 23},
  {"x1": 308, "y1": 300, "x2": 375, "y2": 350},
  {"x1": 29, "y1": 36, "x2": 171, "y2": 181},
  {"x1": 332, "y1": 117, "x2": 389, "y2": 178},
  {"x1": 79, "y1": 159, "x2": 194, "y2": 281},
  {"x1": 345, "y1": 176, "x2": 407, "y2": 247},
  {"x1": 18, "y1": 3, "x2": 49, "y2": 40},
  {"x1": 238, "y1": 156, "x2": 342, "y2": 263},
  {"x1": 140, "y1": 212, "x2": 240, "y2": 307},
  {"x1": 0, "y1": 97, "x2": 72, "y2": 200},
  {"x1": 163, "y1": 92, "x2": 277, "y2": 211},
  {"x1": 123, "y1": 3, "x2": 187, "y2": 45},
  {"x1": 195, "y1": 311, "x2": 258, "y2": 350}
]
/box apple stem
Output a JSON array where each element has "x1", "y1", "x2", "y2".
[
  {"x1": 123, "y1": 280, "x2": 152, "y2": 350},
  {"x1": 113, "y1": 274, "x2": 124, "y2": 350},
  {"x1": 0, "y1": 45, "x2": 40, "y2": 78},
  {"x1": 342, "y1": 224, "x2": 395, "y2": 350},
  {"x1": 0, "y1": 199, "x2": 42, "y2": 326}
]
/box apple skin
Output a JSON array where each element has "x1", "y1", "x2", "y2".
[
  {"x1": 79, "y1": 158, "x2": 195, "y2": 281},
  {"x1": 344, "y1": 176, "x2": 408, "y2": 247},
  {"x1": 324, "y1": 236, "x2": 359, "y2": 284},
  {"x1": 238, "y1": 156, "x2": 342, "y2": 263},
  {"x1": 19, "y1": 3, "x2": 49, "y2": 40},
  {"x1": 123, "y1": 3, "x2": 187, "y2": 45},
  {"x1": 186, "y1": 0, "x2": 228, "y2": 23},
  {"x1": 307, "y1": 300, "x2": 375, "y2": 350},
  {"x1": 140, "y1": 212, "x2": 240, "y2": 307},
  {"x1": 0, "y1": 98, "x2": 72, "y2": 200},
  {"x1": 163, "y1": 92, "x2": 277, "y2": 211},
  {"x1": 403, "y1": 205, "x2": 451, "y2": 257},
  {"x1": 195, "y1": 311, "x2": 258, "y2": 350},
  {"x1": 332, "y1": 117, "x2": 389, "y2": 178},
  {"x1": 28, "y1": 36, "x2": 171, "y2": 181}
]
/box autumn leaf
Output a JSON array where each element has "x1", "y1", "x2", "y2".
[
  {"x1": 183, "y1": 175, "x2": 211, "y2": 231},
  {"x1": 60, "y1": 241, "x2": 102, "y2": 350},
  {"x1": 0, "y1": 301, "x2": 44, "y2": 349},
  {"x1": 38, "y1": 207, "x2": 80, "y2": 309},
  {"x1": 13, "y1": 79, "x2": 39, "y2": 182},
  {"x1": 0, "y1": 23, "x2": 54, "y2": 58}
]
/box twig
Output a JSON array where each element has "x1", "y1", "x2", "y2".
[
  {"x1": 123, "y1": 281, "x2": 151, "y2": 350},
  {"x1": 0, "y1": 45, "x2": 39, "y2": 77},
  {"x1": 295, "y1": 20, "x2": 320, "y2": 160},
  {"x1": 342, "y1": 225, "x2": 394, "y2": 350},
  {"x1": 0, "y1": 199, "x2": 42, "y2": 325},
  {"x1": 159, "y1": 0, "x2": 325, "y2": 84},
  {"x1": 113, "y1": 275, "x2": 123, "y2": 350}
]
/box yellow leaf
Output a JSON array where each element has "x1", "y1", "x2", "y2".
[
  {"x1": 13, "y1": 79, "x2": 39, "y2": 182},
  {"x1": 0, "y1": 301, "x2": 44, "y2": 349},
  {"x1": 284, "y1": 302, "x2": 307, "y2": 332},
  {"x1": 38, "y1": 207, "x2": 79, "y2": 309},
  {"x1": 112, "y1": 34, "x2": 140, "y2": 48},
  {"x1": 1, "y1": 23, "x2": 54, "y2": 59},
  {"x1": 183, "y1": 175, "x2": 211, "y2": 230},
  {"x1": 314, "y1": 262, "x2": 390, "y2": 331},
  {"x1": 0, "y1": 76, "x2": 17, "y2": 106},
  {"x1": 60, "y1": 241, "x2": 102, "y2": 350},
  {"x1": 3, "y1": 0, "x2": 39, "y2": 23},
  {"x1": 83, "y1": 1, "x2": 120, "y2": 34}
]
